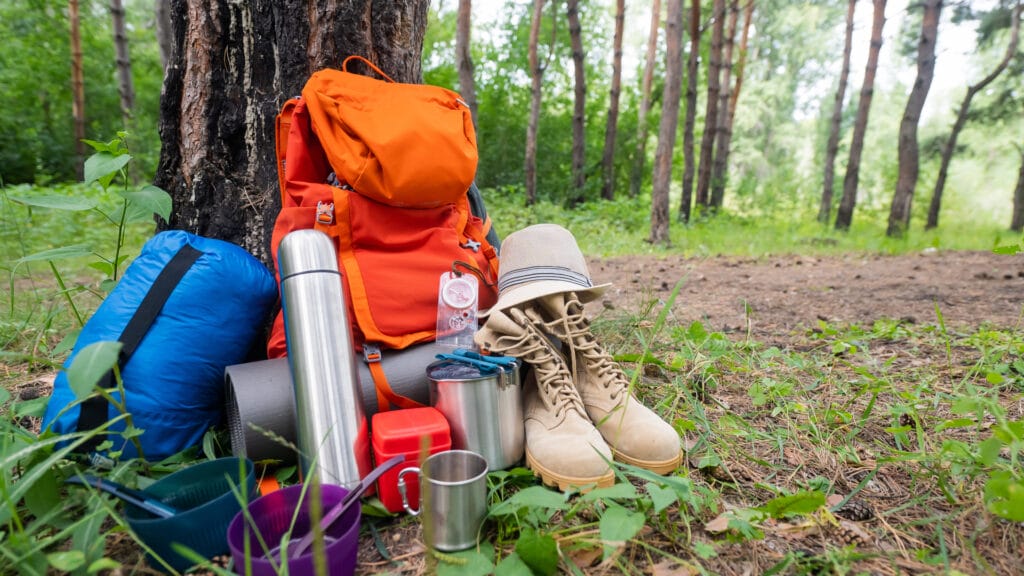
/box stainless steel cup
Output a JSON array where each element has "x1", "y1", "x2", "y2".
[
  {"x1": 396, "y1": 450, "x2": 488, "y2": 552},
  {"x1": 278, "y1": 229, "x2": 371, "y2": 489},
  {"x1": 427, "y1": 361, "x2": 523, "y2": 471}
]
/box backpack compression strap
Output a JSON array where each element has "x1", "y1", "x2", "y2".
[{"x1": 75, "y1": 244, "x2": 202, "y2": 455}]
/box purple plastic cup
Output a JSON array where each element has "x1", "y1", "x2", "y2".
[{"x1": 226, "y1": 484, "x2": 360, "y2": 576}]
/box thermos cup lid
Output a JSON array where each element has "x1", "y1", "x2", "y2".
[{"x1": 278, "y1": 230, "x2": 340, "y2": 280}]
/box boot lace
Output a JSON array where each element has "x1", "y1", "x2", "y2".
[
  {"x1": 489, "y1": 309, "x2": 586, "y2": 419},
  {"x1": 541, "y1": 296, "x2": 627, "y2": 401}
]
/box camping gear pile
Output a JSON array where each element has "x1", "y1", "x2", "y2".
[{"x1": 41, "y1": 57, "x2": 682, "y2": 573}]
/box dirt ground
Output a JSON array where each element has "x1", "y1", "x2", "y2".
[{"x1": 586, "y1": 249, "x2": 1024, "y2": 340}]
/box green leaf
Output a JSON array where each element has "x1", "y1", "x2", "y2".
[
  {"x1": 489, "y1": 485, "x2": 569, "y2": 516},
  {"x1": 599, "y1": 505, "x2": 645, "y2": 559},
  {"x1": 986, "y1": 371, "x2": 1005, "y2": 385},
  {"x1": 693, "y1": 541, "x2": 718, "y2": 559},
  {"x1": 120, "y1": 185, "x2": 172, "y2": 222},
  {"x1": 15, "y1": 244, "x2": 94, "y2": 265},
  {"x1": 436, "y1": 542, "x2": 495, "y2": 576},
  {"x1": 24, "y1": 455, "x2": 61, "y2": 519},
  {"x1": 978, "y1": 436, "x2": 1004, "y2": 466},
  {"x1": 84, "y1": 152, "x2": 131, "y2": 187},
  {"x1": 47, "y1": 551, "x2": 86, "y2": 572},
  {"x1": 66, "y1": 341, "x2": 123, "y2": 400},
  {"x1": 494, "y1": 552, "x2": 534, "y2": 576},
  {"x1": 7, "y1": 193, "x2": 98, "y2": 211},
  {"x1": 581, "y1": 482, "x2": 638, "y2": 502},
  {"x1": 514, "y1": 528, "x2": 559, "y2": 576},
  {"x1": 645, "y1": 483, "x2": 678, "y2": 514},
  {"x1": 757, "y1": 491, "x2": 825, "y2": 519},
  {"x1": 53, "y1": 329, "x2": 80, "y2": 356},
  {"x1": 984, "y1": 473, "x2": 1024, "y2": 521},
  {"x1": 993, "y1": 244, "x2": 1022, "y2": 255},
  {"x1": 0, "y1": 387, "x2": 10, "y2": 406}
]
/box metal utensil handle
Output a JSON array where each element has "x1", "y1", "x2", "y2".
[
  {"x1": 291, "y1": 455, "x2": 406, "y2": 558},
  {"x1": 396, "y1": 467, "x2": 421, "y2": 516}
]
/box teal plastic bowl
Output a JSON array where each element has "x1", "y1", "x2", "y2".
[{"x1": 125, "y1": 457, "x2": 257, "y2": 572}]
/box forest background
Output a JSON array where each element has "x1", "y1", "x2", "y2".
[{"x1": 1, "y1": 0, "x2": 1022, "y2": 257}]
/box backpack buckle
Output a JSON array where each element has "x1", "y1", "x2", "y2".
[
  {"x1": 316, "y1": 201, "x2": 335, "y2": 225},
  {"x1": 460, "y1": 239, "x2": 481, "y2": 252},
  {"x1": 362, "y1": 343, "x2": 382, "y2": 363}
]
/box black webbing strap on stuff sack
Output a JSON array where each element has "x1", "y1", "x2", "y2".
[{"x1": 76, "y1": 244, "x2": 203, "y2": 455}]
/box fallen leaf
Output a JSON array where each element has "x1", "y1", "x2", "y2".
[
  {"x1": 704, "y1": 513, "x2": 730, "y2": 534},
  {"x1": 568, "y1": 547, "x2": 603, "y2": 569},
  {"x1": 826, "y1": 494, "x2": 845, "y2": 507}
]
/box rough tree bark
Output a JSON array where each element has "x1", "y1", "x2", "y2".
[
  {"x1": 1012, "y1": 149, "x2": 1024, "y2": 232},
  {"x1": 695, "y1": 0, "x2": 725, "y2": 210},
  {"x1": 566, "y1": 0, "x2": 587, "y2": 204},
  {"x1": 836, "y1": 0, "x2": 886, "y2": 231},
  {"x1": 820, "y1": 0, "x2": 856, "y2": 224},
  {"x1": 678, "y1": 0, "x2": 700, "y2": 222},
  {"x1": 110, "y1": 0, "x2": 135, "y2": 126},
  {"x1": 649, "y1": 0, "x2": 684, "y2": 245},
  {"x1": 927, "y1": 2, "x2": 1020, "y2": 230},
  {"x1": 70, "y1": 0, "x2": 86, "y2": 178},
  {"x1": 456, "y1": 0, "x2": 478, "y2": 130},
  {"x1": 630, "y1": 0, "x2": 662, "y2": 198},
  {"x1": 887, "y1": 0, "x2": 942, "y2": 238},
  {"x1": 600, "y1": 0, "x2": 625, "y2": 201},
  {"x1": 155, "y1": 0, "x2": 430, "y2": 263},
  {"x1": 709, "y1": 0, "x2": 739, "y2": 209},
  {"x1": 524, "y1": 0, "x2": 547, "y2": 205}
]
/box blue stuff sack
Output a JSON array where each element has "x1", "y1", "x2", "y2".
[{"x1": 41, "y1": 230, "x2": 278, "y2": 461}]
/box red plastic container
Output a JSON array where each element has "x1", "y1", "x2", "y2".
[{"x1": 371, "y1": 407, "x2": 451, "y2": 513}]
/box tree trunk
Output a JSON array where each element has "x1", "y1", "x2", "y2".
[
  {"x1": 678, "y1": 0, "x2": 700, "y2": 223},
  {"x1": 728, "y1": 0, "x2": 754, "y2": 123},
  {"x1": 630, "y1": 0, "x2": 662, "y2": 199},
  {"x1": 524, "y1": 0, "x2": 547, "y2": 206},
  {"x1": 695, "y1": 0, "x2": 725, "y2": 209},
  {"x1": 600, "y1": 0, "x2": 625, "y2": 201},
  {"x1": 649, "y1": 0, "x2": 684, "y2": 245},
  {"x1": 820, "y1": 0, "x2": 855, "y2": 224},
  {"x1": 567, "y1": 0, "x2": 587, "y2": 204},
  {"x1": 69, "y1": 0, "x2": 86, "y2": 179},
  {"x1": 110, "y1": 0, "x2": 135, "y2": 127},
  {"x1": 887, "y1": 0, "x2": 942, "y2": 238},
  {"x1": 1012, "y1": 149, "x2": 1024, "y2": 232},
  {"x1": 456, "y1": 0, "x2": 478, "y2": 130},
  {"x1": 709, "y1": 0, "x2": 739, "y2": 209},
  {"x1": 928, "y1": 2, "x2": 1020, "y2": 229},
  {"x1": 155, "y1": 0, "x2": 171, "y2": 70},
  {"x1": 835, "y1": 0, "x2": 886, "y2": 231},
  {"x1": 155, "y1": 0, "x2": 430, "y2": 263}
]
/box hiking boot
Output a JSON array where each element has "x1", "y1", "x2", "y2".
[
  {"x1": 475, "y1": 308, "x2": 614, "y2": 491},
  {"x1": 526, "y1": 293, "x2": 683, "y2": 474}
]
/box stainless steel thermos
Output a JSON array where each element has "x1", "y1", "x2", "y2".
[{"x1": 278, "y1": 229, "x2": 371, "y2": 488}]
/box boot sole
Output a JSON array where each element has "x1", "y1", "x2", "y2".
[
  {"x1": 612, "y1": 448, "x2": 683, "y2": 475},
  {"x1": 525, "y1": 449, "x2": 615, "y2": 492}
]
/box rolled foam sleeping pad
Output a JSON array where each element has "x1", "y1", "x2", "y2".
[{"x1": 224, "y1": 342, "x2": 445, "y2": 465}]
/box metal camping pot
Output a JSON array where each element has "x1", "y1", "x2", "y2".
[
  {"x1": 427, "y1": 360, "x2": 524, "y2": 471},
  {"x1": 278, "y1": 229, "x2": 371, "y2": 489}
]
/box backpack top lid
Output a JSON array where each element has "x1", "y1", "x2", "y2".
[{"x1": 302, "y1": 56, "x2": 478, "y2": 208}]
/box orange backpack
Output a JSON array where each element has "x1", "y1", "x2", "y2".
[{"x1": 268, "y1": 56, "x2": 499, "y2": 411}]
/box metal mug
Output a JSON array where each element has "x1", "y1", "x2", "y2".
[
  {"x1": 396, "y1": 450, "x2": 489, "y2": 552},
  {"x1": 427, "y1": 360, "x2": 524, "y2": 471}
]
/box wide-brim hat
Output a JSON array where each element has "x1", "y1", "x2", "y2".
[{"x1": 482, "y1": 223, "x2": 611, "y2": 316}]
